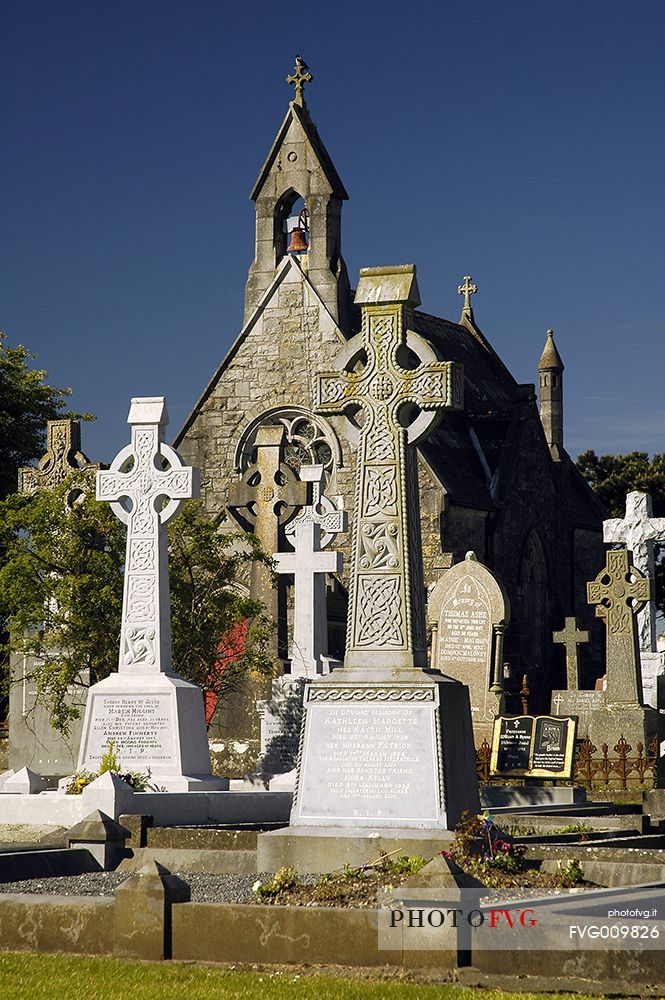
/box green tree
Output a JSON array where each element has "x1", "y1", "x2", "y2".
[
  {"x1": 576, "y1": 449, "x2": 665, "y2": 615},
  {"x1": 0, "y1": 473, "x2": 273, "y2": 734},
  {"x1": 0, "y1": 333, "x2": 83, "y2": 498}
]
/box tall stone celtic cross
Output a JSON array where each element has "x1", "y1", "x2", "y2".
[
  {"x1": 227, "y1": 425, "x2": 307, "y2": 610},
  {"x1": 552, "y1": 617, "x2": 589, "y2": 690},
  {"x1": 315, "y1": 265, "x2": 463, "y2": 669},
  {"x1": 19, "y1": 419, "x2": 97, "y2": 495},
  {"x1": 603, "y1": 491, "x2": 665, "y2": 652},
  {"x1": 587, "y1": 548, "x2": 652, "y2": 706},
  {"x1": 97, "y1": 397, "x2": 198, "y2": 674}
]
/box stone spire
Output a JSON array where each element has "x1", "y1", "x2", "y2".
[
  {"x1": 244, "y1": 59, "x2": 352, "y2": 332},
  {"x1": 538, "y1": 329, "x2": 564, "y2": 459}
]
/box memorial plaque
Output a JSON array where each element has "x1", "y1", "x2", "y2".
[
  {"x1": 81, "y1": 693, "x2": 176, "y2": 770},
  {"x1": 294, "y1": 689, "x2": 440, "y2": 826},
  {"x1": 490, "y1": 714, "x2": 577, "y2": 779}
]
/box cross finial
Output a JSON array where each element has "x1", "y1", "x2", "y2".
[
  {"x1": 286, "y1": 55, "x2": 313, "y2": 108},
  {"x1": 458, "y1": 275, "x2": 477, "y2": 318}
]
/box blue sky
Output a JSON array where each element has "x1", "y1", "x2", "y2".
[{"x1": 2, "y1": 0, "x2": 664, "y2": 464}]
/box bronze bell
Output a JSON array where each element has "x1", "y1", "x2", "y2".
[{"x1": 287, "y1": 226, "x2": 309, "y2": 253}]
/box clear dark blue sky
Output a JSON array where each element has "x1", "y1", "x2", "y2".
[{"x1": 3, "y1": 0, "x2": 664, "y2": 464}]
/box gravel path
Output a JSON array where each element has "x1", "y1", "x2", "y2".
[{"x1": 0, "y1": 871, "x2": 282, "y2": 904}]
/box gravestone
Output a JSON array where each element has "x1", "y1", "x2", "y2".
[
  {"x1": 77, "y1": 396, "x2": 227, "y2": 791},
  {"x1": 428, "y1": 551, "x2": 509, "y2": 743},
  {"x1": 490, "y1": 715, "x2": 577, "y2": 779},
  {"x1": 586, "y1": 548, "x2": 657, "y2": 750},
  {"x1": 9, "y1": 419, "x2": 100, "y2": 780},
  {"x1": 251, "y1": 469, "x2": 346, "y2": 788},
  {"x1": 549, "y1": 617, "x2": 597, "y2": 736},
  {"x1": 603, "y1": 492, "x2": 665, "y2": 709},
  {"x1": 286, "y1": 265, "x2": 480, "y2": 833}
]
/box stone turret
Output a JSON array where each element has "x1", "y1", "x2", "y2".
[
  {"x1": 244, "y1": 58, "x2": 352, "y2": 333},
  {"x1": 538, "y1": 328, "x2": 564, "y2": 459}
]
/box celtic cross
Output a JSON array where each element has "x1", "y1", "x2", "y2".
[
  {"x1": 552, "y1": 617, "x2": 589, "y2": 690},
  {"x1": 19, "y1": 419, "x2": 96, "y2": 495},
  {"x1": 457, "y1": 275, "x2": 477, "y2": 316},
  {"x1": 587, "y1": 549, "x2": 651, "y2": 705},
  {"x1": 286, "y1": 56, "x2": 313, "y2": 108},
  {"x1": 604, "y1": 492, "x2": 665, "y2": 652},
  {"x1": 97, "y1": 397, "x2": 198, "y2": 674},
  {"x1": 315, "y1": 265, "x2": 463, "y2": 669},
  {"x1": 227, "y1": 425, "x2": 307, "y2": 610}
]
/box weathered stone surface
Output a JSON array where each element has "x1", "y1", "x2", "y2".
[
  {"x1": 428, "y1": 551, "x2": 509, "y2": 741},
  {"x1": 550, "y1": 689, "x2": 604, "y2": 737},
  {"x1": 552, "y1": 616, "x2": 588, "y2": 690},
  {"x1": 18, "y1": 419, "x2": 98, "y2": 495},
  {"x1": 291, "y1": 266, "x2": 479, "y2": 832},
  {"x1": 0, "y1": 895, "x2": 113, "y2": 955},
  {"x1": 114, "y1": 860, "x2": 190, "y2": 961}
]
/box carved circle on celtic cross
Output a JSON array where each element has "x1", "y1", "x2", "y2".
[
  {"x1": 329, "y1": 329, "x2": 446, "y2": 445},
  {"x1": 103, "y1": 439, "x2": 191, "y2": 527}
]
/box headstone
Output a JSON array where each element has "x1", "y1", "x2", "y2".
[
  {"x1": 77, "y1": 396, "x2": 227, "y2": 791},
  {"x1": 552, "y1": 617, "x2": 588, "y2": 690},
  {"x1": 288, "y1": 265, "x2": 480, "y2": 831},
  {"x1": 586, "y1": 548, "x2": 657, "y2": 749},
  {"x1": 9, "y1": 419, "x2": 99, "y2": 779},
  {"x1": 428, "y1": 551, "x2": 509, "y2": 742},
  {"x1": 550, "y1": 688, "x2": 604, "y2": 738},
  {"x1": 490, "y1": 715, "x2": 577, "y2": 780}
]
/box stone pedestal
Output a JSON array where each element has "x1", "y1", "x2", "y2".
[
  {"x1": 290, "y1": 667, "x2": 479, "y2": 830},
  {"x1": 79, "y1": 672, "x2": 228, "y2": 792},
  {"x1": 587, "y1": 703, "x2": 657, "y2": 754}
]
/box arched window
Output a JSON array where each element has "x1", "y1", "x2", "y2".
[
  {"x1": 518, "y1": 530, "x2": 548, "y2": 669},
  {"x1": 234, "y1": 406, "x2": 342, "y2": 485}
]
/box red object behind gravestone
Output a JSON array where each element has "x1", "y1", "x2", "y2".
[{"x1": 205, "y1": 619, "x2": 249, "y2": 725}]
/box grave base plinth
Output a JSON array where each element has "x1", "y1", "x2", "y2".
[
  {"x1": 77, "y1": 671, "x2": 228, "y2": 792},
  {"x1": 587, "y1": 703, "x2": 658, "y2": 756},
  {"x1": 287, "y1": 666, "x2": 479, "y2": 834}
]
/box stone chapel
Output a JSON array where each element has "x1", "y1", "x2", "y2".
[{"x1": 174, "y1": 61, "x2": 607, "y2": 757}]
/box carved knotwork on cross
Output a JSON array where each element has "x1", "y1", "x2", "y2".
[
  {"x1": 457, "y1": 275, "x2": 477, "y2": 317},
  {"x1": 97, "y1": 397, "x2": 198, "y2": 674},
  {"x1": 587, "y1": 549, "x2": 651, "y2": 706},
  {"x1": 552, "y1": 617, "x2": 589, "y2": 690},
  {"x1": 19, "y1": 419, "x2": 97, "y2": 495},
  {"x1": 286, "y1": 55, "x2": 313, "y2": 108},
  {"x1": 315, "y1": 265, "x2": 463, "y2": 669}
]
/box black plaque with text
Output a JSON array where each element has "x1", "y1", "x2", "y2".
[{"x1": 491, "y1": 715, "x2": 577, "y2": 778}]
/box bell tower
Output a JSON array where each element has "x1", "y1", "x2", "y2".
[
  {"x1": 538, "y1": 328, "x2": 565, "y2": 459},
  {"x1": 244, "y1": 58, "x2": 352, "y2": 332}
]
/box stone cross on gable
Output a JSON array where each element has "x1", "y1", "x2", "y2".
[
  {"x1": 286, "y1": 55, "x2": 313, "y2": 108},
  {"x1": 19, "y1": 419, "x2": 97, "y2": 495},
  {"x1": 552, "y1": 617, "x2": 589, "y2": 690},
  {"x1": 227, "y1": 425, "x2": 307, "y2": 610},
  {"x1": 587, "y1": 548, "x2": 651, "y2": 706},
  {"x1": 457, "y1": 275, "x2": 477, "y2": 317},
  {"x1": 275, "y1": 520, "x2": 342, "y2": 676},
  {"x1": 285, "y1": 464, "x2": 348, "y2": 550},
  {"x1": 604, "y1": 491, "x2": 665, "y2": 652},
  {"x1": 315, "y1": 265, "x2": 463, "y2": 669},
  {"x1": 97, "y1": 397, "x2": 198, "y2": 674}
]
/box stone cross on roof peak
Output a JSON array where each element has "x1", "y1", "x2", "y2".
[
  {"x1": 286, "y1": 55, "x2": 313, "y2": 108},
  {"x1": 458, "y1": 275, "x2": 477, "y2": 319}
]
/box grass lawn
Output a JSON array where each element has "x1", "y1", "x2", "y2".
[{"x1": 0, "y1": 952, "x2": 604, "y2": 1000}]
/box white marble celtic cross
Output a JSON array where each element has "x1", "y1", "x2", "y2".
[
  {"x1": 97, "y1": 397, "x2": 198, "y2": 674},
  {"x1": 603, "y1": 492, "x2": 665, "y2": 653},
  {"x1": 315, "y1": 265, "x2": 463, "y2": 669}
]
